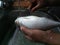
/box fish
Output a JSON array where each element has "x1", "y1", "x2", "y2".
[{"x1": 15, "y1": 16, "x2": 60, "y2": 30}]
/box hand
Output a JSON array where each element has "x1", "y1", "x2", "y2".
[
  {"x1": 20, "y1": 26, "x2": 53, "y2": 42},
  {"x1": 28, "y1": 0, "x2": 44, "y2": 12}
]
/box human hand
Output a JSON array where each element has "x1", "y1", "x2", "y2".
[
  {"x1": 28, "y1": 0, "x2": 44, "y2": 12},
  {"x1": 20, "y1": 26, "x2": 53, "y2": 42}
]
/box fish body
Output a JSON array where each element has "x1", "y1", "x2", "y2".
[{"x1": 15, "y1": 16, "x2": 60, "y2": 30}]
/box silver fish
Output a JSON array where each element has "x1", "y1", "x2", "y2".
[{"x1": 15, "y1": 16, "x2": 60, "y2": 30}]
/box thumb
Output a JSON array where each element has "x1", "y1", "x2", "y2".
[{"x1": 20, "y1": 26, "x2": 32, "y2": 36}]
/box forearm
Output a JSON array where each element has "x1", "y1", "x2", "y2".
[{"x1": 44, "y1": 32, "x2": 60, "y2": 45}]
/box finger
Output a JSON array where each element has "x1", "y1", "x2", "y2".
[
  {"x1": 25, "y1": 35, "x2": 32, "y2": 40},
  {"x1": 31, "y1": 3, "x2": 40, "y2": 12},
  {"x1": 31, "y1": 8, "x2": 35, "y2": 12},
  {"x1": 20, "y1": 26, "x2": 32, "y2": 36}
]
